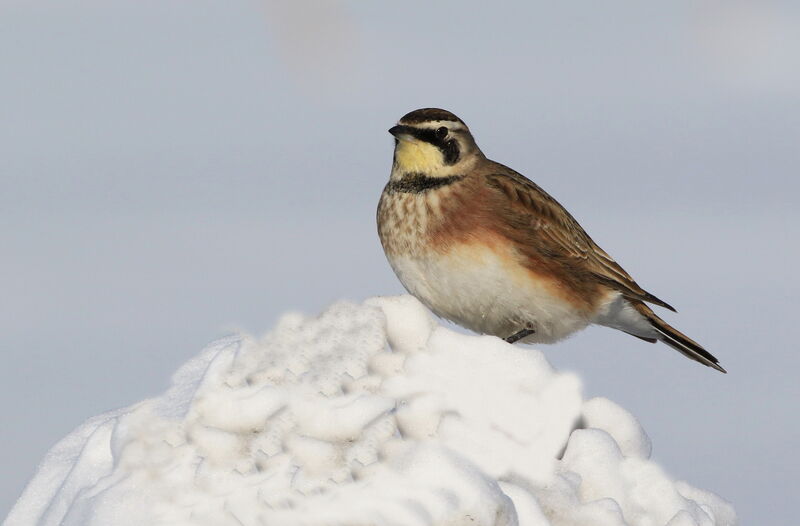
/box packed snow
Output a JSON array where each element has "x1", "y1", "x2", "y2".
[{"x1": 5, "y1": 296, "x2": 736, "y2": 526}]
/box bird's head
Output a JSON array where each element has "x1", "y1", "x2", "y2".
[{"x1": 389, "y1": 108, "x2": 483, "y2": 178}]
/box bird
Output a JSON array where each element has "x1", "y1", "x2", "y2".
[{"x1": 376, "y1": 108, "x2": 725, "y2": 373}]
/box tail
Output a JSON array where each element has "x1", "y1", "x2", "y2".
[{"x1": 632, "y1": 302, "x2": 726, "y2": 373}]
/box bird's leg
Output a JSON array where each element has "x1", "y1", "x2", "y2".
[{"x1": 504, "y1": 326, "x2": 535, "y2": 344}]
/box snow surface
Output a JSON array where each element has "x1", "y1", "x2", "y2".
[{"x1": 5, "y1": 296, "x2": 736, "y2": 526}]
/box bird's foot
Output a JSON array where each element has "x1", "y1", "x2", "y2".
[{"x1": 504, "y1": 326, "x2": 535, "y2": 344}]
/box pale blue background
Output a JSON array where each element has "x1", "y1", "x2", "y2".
[{"x1": 2, "y1": 1, "x2": 798, "y2": 523}]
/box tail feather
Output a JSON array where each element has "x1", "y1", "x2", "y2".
[{"x1": 632, "y1": 302, "x2": 726, "y2": 373}]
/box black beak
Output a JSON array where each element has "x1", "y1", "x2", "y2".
[{"x1": 388, "y1": 124, "x2": 412, "y2": 138}]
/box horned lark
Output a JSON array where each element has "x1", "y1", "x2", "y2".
[{"x1": 377, "y1": 108, "x2": 725, "y2": 373}]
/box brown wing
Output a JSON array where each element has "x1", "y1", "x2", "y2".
[{"x1": 483, "y1": 166, "x2": 676, "y2": 312}]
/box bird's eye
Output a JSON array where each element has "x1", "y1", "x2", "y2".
[{"x1": 435, "y1": 126, "x2": 449, "y2": 139}]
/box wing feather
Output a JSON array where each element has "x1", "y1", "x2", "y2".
[{"x1": 484, "y1": 168, "x2": 676, "y2": 312}]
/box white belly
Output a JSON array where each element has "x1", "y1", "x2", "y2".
[{"x1": 386, "y1": 243, "x2": 592, "y2": 343}]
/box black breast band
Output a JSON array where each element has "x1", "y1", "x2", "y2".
[{"x1": 384, "y1": 173, "x2": 465, "y2": 194}]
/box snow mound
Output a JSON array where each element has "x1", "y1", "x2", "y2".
[{"x1": 5, "y1": 296, "x2": 736, "y2": 526}]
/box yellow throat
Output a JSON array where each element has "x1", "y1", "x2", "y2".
[{"x1": 393, "y1": 139, "x2": 445, "y2": 175}]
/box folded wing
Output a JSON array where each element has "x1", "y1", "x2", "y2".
[{"x1": 483, "y1": 168, "x2": 676, "y2": 312}]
